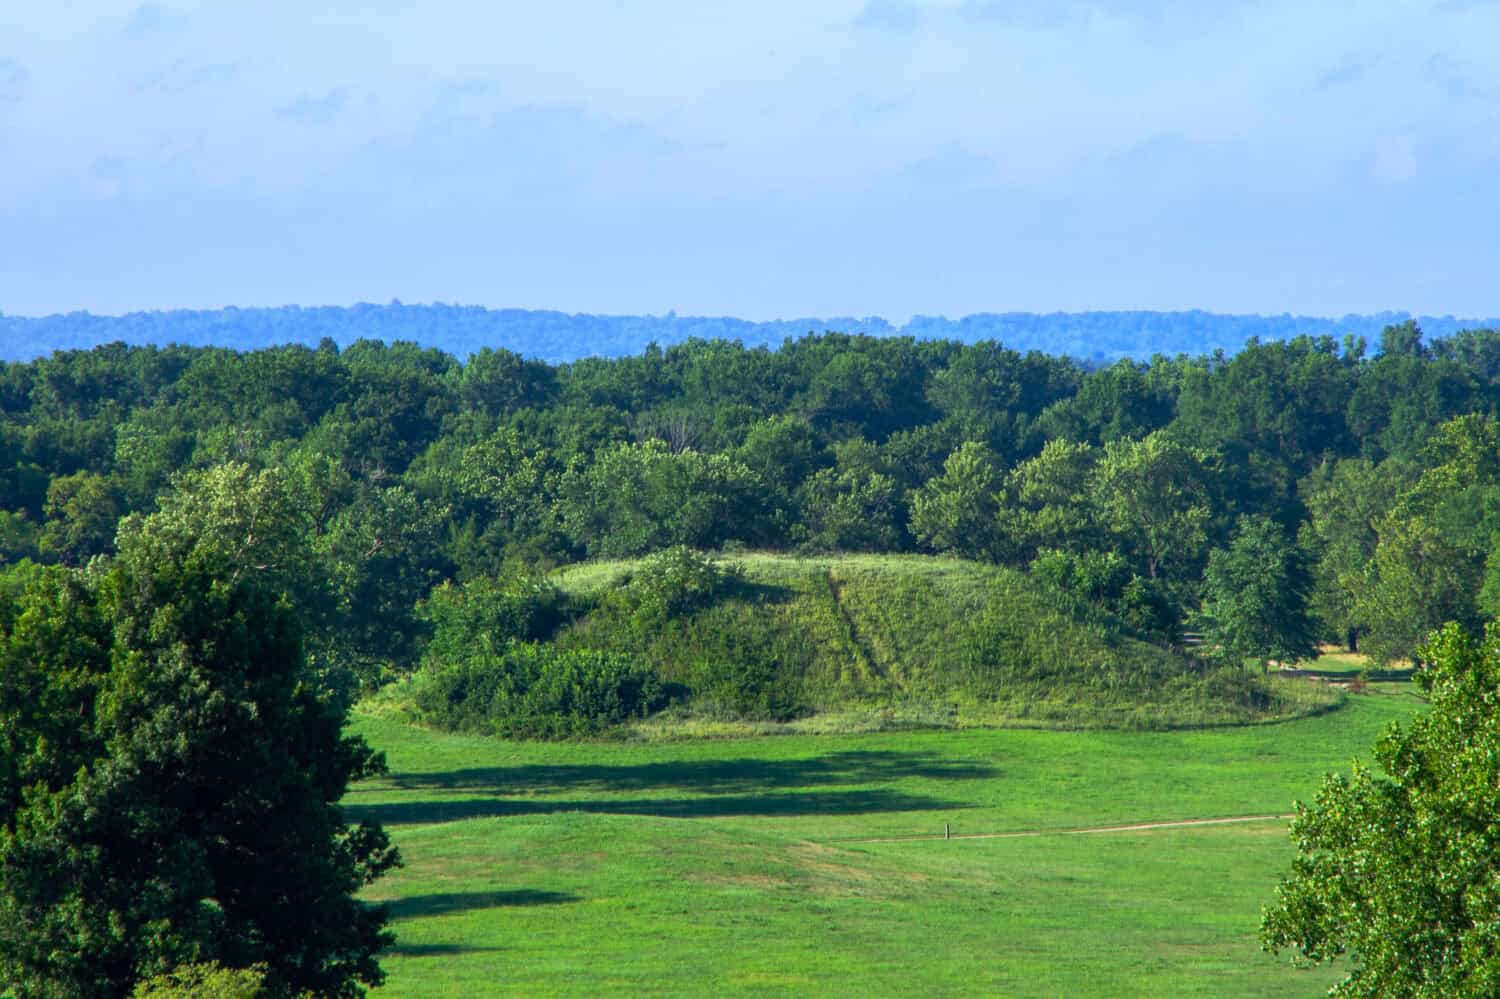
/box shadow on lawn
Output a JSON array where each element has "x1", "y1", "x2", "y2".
[
  {"x1": 379, "y1": 749, "x2": 996, "y2": 798},
  {"x1": 387, "y1": 943, "x2": 507, "y2": 957},
  {"x1": 348, "y1": 787, "x2": 963, "y2": 826},
  {"x1": 380, "y1": 889, "x2": 580, "y2": 920}
]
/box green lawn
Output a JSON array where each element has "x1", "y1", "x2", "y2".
[{"x1": 350, "y1": 686, "x2": 1423, "y2": 997}]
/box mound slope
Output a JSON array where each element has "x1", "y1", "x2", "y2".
[{"x1": 550, "y1": 553, "x2": 1336, "y2": 732}]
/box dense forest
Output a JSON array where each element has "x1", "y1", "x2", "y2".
[
  {"x1": 5, "y1": 303, "x2": 1500, "y2": 365},
  {"x1": 3, "y1": 319, "x2": 1499, "y2": 689}
]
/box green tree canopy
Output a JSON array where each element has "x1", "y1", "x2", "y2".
[
  {"x1": 1089, "y1": 431, "x2": 1213, "y2": 583},
  {"x1": 909, "y1": 441, "x2": 1003, "y2": 560},
  {"x1": 0, "y1": 464, "x2": 398, "y2": 998},
  {"x1": 1203, "y1": 515, "x2": 1319, "y2": 671},
  {"x1": 1262, "y1": 623, "x2": 1500, "y2": 997}
]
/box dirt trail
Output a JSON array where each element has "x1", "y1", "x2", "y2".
[{"x1": 842, "y1": 813, "x2": 1295, "y2": 844}]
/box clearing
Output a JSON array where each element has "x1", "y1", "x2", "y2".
[{"x1": 351, "y1": 675, "x2": 1421, "y2": 997}]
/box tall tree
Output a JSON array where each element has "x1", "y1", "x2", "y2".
[
  {"x1": 0, "y1": 464, "x2": 398, "y2": 998},
  {"x1": 909, "y1": 442, "x2": 1003, "y2": 560},
  {"x1": 1298, "y1": 458, "x2": 1406, "y2": 651},
  {"x1": 1089, "y1": 432, "x2": 1213, "y2": 583},
  {"x1": 1203, "y1": 515, "x2": 1320, "y2": 671}
]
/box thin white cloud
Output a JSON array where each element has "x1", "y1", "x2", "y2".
[{"x1": 855, "y1": 0, "x2": 925, "y2": 30}]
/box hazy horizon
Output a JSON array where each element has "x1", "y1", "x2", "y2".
[{"x1": 5, "y1": 301, "x2": 1500, "y2": 327}]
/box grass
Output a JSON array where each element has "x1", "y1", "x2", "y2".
[
  {"x1": 543, "y1": 553, "x2": 1342, "y2": 732},
  {"x1": 351, "y1": 683, "x2": 1424, "y2": 997},
  {"x1": 1288, "y1": 645, "x2": 1416, "y2": 683}
]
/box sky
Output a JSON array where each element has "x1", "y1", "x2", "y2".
[{"x1": 2, "y1": 0, "x2": 1499, "y2": 320}]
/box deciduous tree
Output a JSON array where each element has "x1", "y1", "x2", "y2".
[{"x1": 1262, "y1": 623, "x2": 1500, "y2": 997}]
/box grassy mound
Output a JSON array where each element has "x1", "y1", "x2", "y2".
[{"x1": 545, "y1": 553, "x2": 1338, "y2": 733}]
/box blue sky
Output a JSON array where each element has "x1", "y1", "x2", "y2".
[{"x1": 2, "y1": 0, "x2": 1498, "y2": 319}]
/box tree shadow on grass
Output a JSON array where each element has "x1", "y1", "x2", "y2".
[
  {"x1": 377, "y1": 749, "x2": 997, "y2": 799},
  {"x1": 348, "y1": 787, "x2": 963, "y2": 827},
  {"x1": 387, "y1": 942, "x2": 508, "y2": 957},
  {"x1": 380, "y1": 889, "x2": 580, "y2": 920}
]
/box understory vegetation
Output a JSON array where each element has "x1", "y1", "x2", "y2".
[{"x1": 382, "y1": 549, "x2": 1338, "y2": 736}]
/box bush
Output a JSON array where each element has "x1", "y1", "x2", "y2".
[
  {"x1": 690, "y1": 651, "x2": 801, "y2": 722},
  {"x1": 1029, "y1": 548, "x2": 1180, "y2": 641},
  {"x1": 409, "y1": 644, "x2": 667, "y2": 738},
  {"x1": 628, "y1": 546, "x2": 739, "y2": 615},
  {"x1": 419, "y1": 573, "x2": 565, "y2": 670}
]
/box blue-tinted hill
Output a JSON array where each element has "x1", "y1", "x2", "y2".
[{"x1": 1, "y1": 303, "x2": 1496, "y2": 363}]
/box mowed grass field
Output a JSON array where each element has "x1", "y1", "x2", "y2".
[{"x1": 348, "y1": 675, "x2": 1424, "y2": 998}]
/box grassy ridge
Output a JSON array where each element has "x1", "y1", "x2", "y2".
[
  {"x1": 550, "y1": 553, "x2": 1339, "y2": 732},
  {"x1": 351, "y1": 683, "x2": 1424, "y2": 997}
]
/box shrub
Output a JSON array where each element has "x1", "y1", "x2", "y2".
[
  {"x1": 690, "y1": 651, "x2": 801, "y2": 722},
  {"x1": 409, "y1": 644, "x2": 666, "y2": 738},
  {"x1": 419, "y1": 573, "x2": 565, "y2": 670},
  {"x1": 629, "y1": 546, "x2": 739, "y2": 615}
]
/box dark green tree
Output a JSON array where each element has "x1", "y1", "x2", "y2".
[
  {"x1": 1203, "y1": 515, "x2": 1320, "y2": 671},
  {"x1": 38, "y1": 470, "x2": 122, "y2": 565},
  {"x1": 0, "y1": 464, "x2": 399, "y2": 998}
]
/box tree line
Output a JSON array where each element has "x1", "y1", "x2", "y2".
[{"x1": 4, "y1": 322, "x2": 1500, "y2": 673}]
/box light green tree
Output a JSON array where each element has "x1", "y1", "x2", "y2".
[
  {"x1": 995, "y1": 437, "x2": 1098, "y2": 560},
  {"x1": 1089, "y1": 431, "x2": 1212, "y2": 582},
  {"x1": 1263, "y1": 623, "x2": 1500, "y2": 997},
  {"x1": 909, "y1": 442, "x2": 1002, "y2": 560}
]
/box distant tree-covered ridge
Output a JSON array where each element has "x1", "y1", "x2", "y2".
[{"x1": 4, "y1": 302, "x2": 1500, "y2": 364}]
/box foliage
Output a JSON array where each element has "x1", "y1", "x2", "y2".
[
  {"x1": 1262, "y1": 623, "x2": 1500, "y2": 997},
  {"x1": 620, "y1": 546, "x2": 741, "y2": 621},
  {"x1": 408, "y1": 644, "x2": 666, "y2": 739},
  {"x1": 1089, "y1": 431, "x2": 1213, "y2": 584},
  {"x1": 1355, "y1": 415, "x2": 1500, "y2": 662},
  {"x1": 3, "y1": 322, "x2": 1500, "y2": 719},
  {"x1": 560, "y1": 441, "x2": 770, "y2": 557},
  {"x1": 1028, "y1": 548, "x2": 1178, "y2": 641},
  {"x1": 908, "y1": 442, "x2": 1003, "y2": 560},
  {"x1": 37, "y1": 470, "x2": 121, "y2": 565},
  {"x1": 542, "y1": 553, "x2": 1335, "y2": 731},
  {"x1": 419, "y1": 573, "x2": 566, "y2": 669},
  {"x1": 996, "y1": 438, "x2": 1099, "y2": 561},
  {"x1": 1203, "y1": 515, "x2": 1320, "y2": 671},
  {"x1": 0, "y1": 466, "x2": 398, "y2": 998},
  {"x1": 130, "y1": 963, "x2": 268, "y2": 999},
  {"x1": 1298, "y1": 457, "x2": 1404, "y2": 649}
]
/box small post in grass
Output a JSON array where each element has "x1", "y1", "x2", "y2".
[{"x1": 945, "y1": 823, "x2": 951, "y2": 840}]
